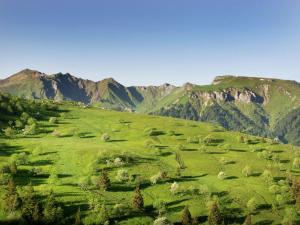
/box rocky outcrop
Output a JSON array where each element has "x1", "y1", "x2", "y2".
[{"x1": 189, "y1": 88, "x2": 263, "y2": 104}]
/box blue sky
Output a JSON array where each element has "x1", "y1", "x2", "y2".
[{"x1": 0, "y1": 0, "x2": 300, "y2": 86}]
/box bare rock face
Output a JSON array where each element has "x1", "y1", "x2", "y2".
[
  {"x1": 234, "y1": 89, "x2": 263, "y2": 103},
  {"x1": 189, "y1": 88, "x2": 263, "y2": 104}
]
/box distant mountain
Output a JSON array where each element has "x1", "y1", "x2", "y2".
[{"x1": 1, "y1": 69, "x2": 300, "y2": 145}]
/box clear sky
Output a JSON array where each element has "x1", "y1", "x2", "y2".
[{"x1": 0, "y1": 0, "x2": 300, "y2": 86}]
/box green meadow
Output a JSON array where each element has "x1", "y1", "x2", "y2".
[{"x1": 1, "y1": 102, "x2": 300, "y2": 224}]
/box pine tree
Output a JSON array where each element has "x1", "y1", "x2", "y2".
[
  {"x1": 4, "y1": 178, "x2": 20, "y2": 213},
  {"x1": 43, "y1": 191, "x2": 64, "y2": 224},
  {"x1": 9, "y1": 161, "x2": 17, "y2": 175},
  {"x1": 175, "y1": 152, "x2": 186, "y2": 169},
  {"x1": 32, "y1": 203, "x2": 40, "y2": 224},
  {"x1": 182, "y1": 206, "x2": 193, "y2": 225},
  {"x1": 74, "y1": 207, "x2": 82, "y2": 225},
  {"x1": 99, "y1": 203, "x2": 109, "y2": 224},
  {"x1": 21, "y1": 182, "x2": 37, "y2": 222},
  {"x1": 208, "y1": 201, "x2": 222, "y2": 225},
  {"x1": 98, "y1": 169, "x2": 111, "y2": 191},
  {"x1": 243, "y1": 214, "x2": 252, "y2": 225},
  {"x1": 132, "y1": 186, "x2": 144, "y2": 210}
]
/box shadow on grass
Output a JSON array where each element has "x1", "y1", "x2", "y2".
[
  {"x1": 30, "y1": 159, "x2": 54, "y2": 166},
  {"x1": 0, "y1": 143, "x2": 23, "y2": 156},
  {"x1": 39, "y1": 151, "x2": 57, "y2": 156},
  {"x1": 255, "y1": 219, "x2": 273, "y2": 225},
  {"x1": 280, "y1": 159, "x2": 290, "y2": 163},
  {"x1": 173, "y1": 174, "x2": 207, "y2": 182},
  {"x1": 181, "y1": 148, "x2": 198, "y2": 152},
  {"x1": 109, "y1": 184, "x2": 135, "y2": 192},
  {"x1": 229, "y1": 149, "x2": 247, "y2": 152},
  {"x1": 257, "y1": 203, "x2": 272, "y2": 210},
  {"x1": 109, "y1": 139, "x2": 128, "y2": 142},
  {"x1": 226, "y1": 176, "x2": 238, "y2": 180},
  {"x1": 251, "y1": 172, "x2": 262, "y2": 177}
]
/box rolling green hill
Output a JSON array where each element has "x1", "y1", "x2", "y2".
[
  {"x1": 1, "y1": 70, "x2": 300, "y2": 145},
  {"x1": 0, "y1": 96, "x2": 300, "y2": 224}
]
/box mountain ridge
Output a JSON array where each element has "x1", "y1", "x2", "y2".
[{"x1": 1, "y1": 69, "x2": 300, "y2": 145}]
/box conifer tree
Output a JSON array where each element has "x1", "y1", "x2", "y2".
[
  {"x1": 43, "y1": 190, "x2": 64, "y2": 224},
  {"x1": 98, "y1": 169, "x2": 111, "y2": 191},
  {"x1": 9, "y1": 161, "x2": 17, "y2": 175},
  {"x1": 21, "y1": 182, "x2": 37, "y2": 222},
  {"x1": 4, "y1": 178, "x2": 20, "y2": 213},
  {"x1": 32, "y1": 203, "x2": 41, "y2": 224},
  {"x1": 243, "y1": 214, "x2": 252, "y2": 225},
  {"x1": 99, "y1": 203, "x2": 109, "y2": 224},
  {"x1": 208, "y1": 201, "x2": 222, "y2": 225},
  {"x1": 74, "y1": 207, "x2": 82, "y2": 225},
  {"x1": 182, "y1": 206, "x2": 193, "y2": 225},
  {"x1": 132, "y1": 185, "x2": 144, "y2": 210}
]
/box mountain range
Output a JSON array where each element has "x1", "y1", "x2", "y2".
[{"x1": 1, "y1": 69, "x2": 300, "y2": 145}]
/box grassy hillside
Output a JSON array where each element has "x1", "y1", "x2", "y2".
[{"x1": 1, "y1": 98, "x2": 300, "y2": 224}]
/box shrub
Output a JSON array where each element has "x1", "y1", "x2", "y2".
[
  {"x1": 23, "y1": 123, "x2": 37, "y2": 135},
  {"x1": 113, "y1": 203, "x2": 130, "y2": 217},
  {"x1": 150, "y1": 171, "x2": 168, "y2": 185},
  {"x1": 246, "y1": 197, "x2": 258, "y2": 213},
  {"x1": 153, "y1": 216, "x2": 173, "y2": 225},
  {"x1": 281, "y1": 207, "x2": 299, "y2": 225},
  {"x1": 293, "y1": 158, "x2": 300, "y2": 168},
  {"x1": 153, "y1": 199, "x2": 168, "y2": 215},
  {"x1": 11, "y1": 152, "x2": 29, "y2": 165},
  {"x1": 170, "y1": 182, "x2": 179, "y2": 194},
  {"x1": 217, "y1": 171, "x2": 226, "y2": 180},
  {"x1": 261, "y1": 170, "x2": 273, "y2": 183},
  {"x1": 101, "y1": 133, "x2": 110, "y2": 142},
  {"x1": 269, "y1": 185, "x2": 281, "y2": 194},
  {"x1": 15, "y1": 119, "x2": 24, "y2": 129},
  {"x1": 116, "y1": 169, "x2": 130, "y2": 182},
  {"x1": 3, "y1": 127, "x2": 15, "y2": 137},
  {"x1": 186, "y1": 136, "x2": 199, "y2": 144},
  {"x1": 49, "y1": 117, "x2": 58, "y2": 124},
  {"x1": 219, "y1": 157, "x2": 233, "y2": 165},
  {"x1": 242, "y1": 165, "x2": 253, "y2": 177}
]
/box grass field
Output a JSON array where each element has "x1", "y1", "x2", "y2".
[{"x1": 1, "y1": 103, "x2": 300, "y2": 224}]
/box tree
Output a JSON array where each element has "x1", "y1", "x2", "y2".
[
  {"x1": 246, "y1": 198, "x2": 257, "y2": 214},
  {"x1": 21, "y1": 183, "x2": 37, "y2": 222},
  {"x1": 132, "y1": 186, "x2": 144, "y2": 210},
  {"x1": 49, "y1": 117, "x2": 58, "y2": 124},
  {"x1": 175, "y1": 152, "x2": 186, "y2": 169},
  {"x1": 153, "y1": 216, "x2": 173, "y2": 225},
  {"x1": 208, "y1": 201, "x2": 222, "y2": 225},
  {"x1": 4, "y1": 178, "x2": 21, "y2": 213},
  {"x1": 43, "y1": 191, "x2": 64, "y2": 224},
  {"x1": 99, "y1": 203, "x2": 109, "y2": 224},
  {"x1": 32, "y1": 203, "x2": 41, "y2": 224},
  {"x1": 97, "y1": 169, "x2": 111, "y2": 191},
  {"x1": 243, "y1": 214, "x2": 252, "y2": 225},
  {"x1": 74, "y1": 207, "x2": 82, "y2": 225},
  {"x1": 101, "y1": 133, "x2": 110, "y2": 142},
  {"x1": 182, "y1": 206, "x2": 193, "y2": 225},
  {"x1": 242, "y1": 165, "x2": 253, "y2": 177},
  {"x1": 9, "y1": 161, "x2": 17, "y2": 175}
]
